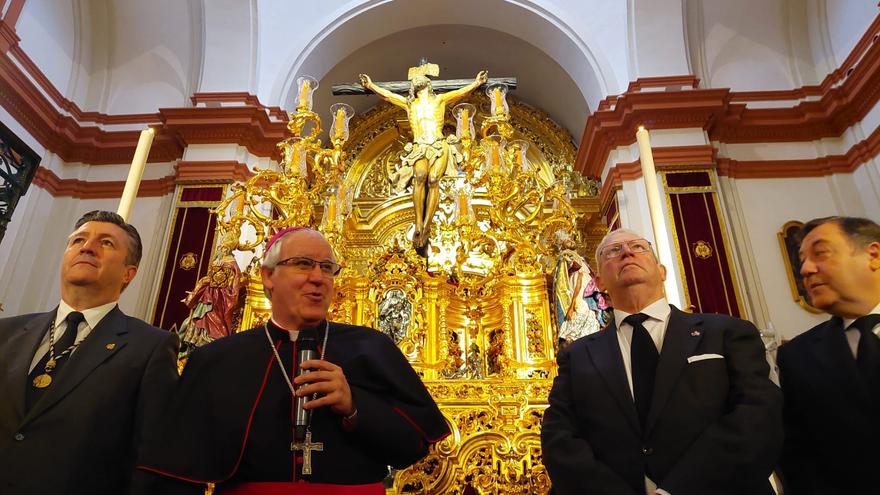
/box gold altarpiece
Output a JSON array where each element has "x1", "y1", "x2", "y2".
[{"x1": 199, "y1": 74, "x2": 604, "y2": 494}]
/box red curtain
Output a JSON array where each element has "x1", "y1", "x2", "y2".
[
  {"x1": 151, "y1": 186, "x2": 224, "y2": 330},
  {"x1": 665, "y1": 172, "x2": 741, "y2": 317}
]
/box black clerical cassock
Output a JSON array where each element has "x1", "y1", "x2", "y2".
[{"x1": 138, "y1": 321, "x2": 449, "y2": 494}]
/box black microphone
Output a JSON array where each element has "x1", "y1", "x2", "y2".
[{"x1": 294, "y1": 328, "x2": 318, "y2": 442}]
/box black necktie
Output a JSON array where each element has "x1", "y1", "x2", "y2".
[
  {"x1": 852, "y1": 314, "x2": 880, "y2": 386},
  {"x1": 625, "y1": 313, "x2": 658, "y2": 432},
  {"x1": 26, "y1": 311, "x2": 85, "y2": 410}
]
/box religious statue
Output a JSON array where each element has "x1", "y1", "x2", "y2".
[
  {"x1": 552, "y1": 231, "x2": 610, "y2": 349},
  {"x1": 177, "y1": 233, "x2": 244, "y2": 357},
  {"x1": 359, "y1": 63, "x2": 488, "y2": 252},
  {"x1": 377, "y1": 288, "x2": 412, "y2": 344}
]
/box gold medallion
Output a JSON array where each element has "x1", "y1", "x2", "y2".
[{"x1": 32, "y1": 373, "x2": 52, "y2": 388}]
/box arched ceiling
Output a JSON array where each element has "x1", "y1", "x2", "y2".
[{"x1": 314, "y1": 24, "x2": 587, "y2": 145}]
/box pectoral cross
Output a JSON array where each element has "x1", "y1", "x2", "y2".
[{"x1": 291, "y1": 431, "x2": 323, "y2": 475}]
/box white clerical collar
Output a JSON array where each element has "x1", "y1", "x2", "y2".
[
  {"x1": 56, "y1": 299, "x2": 118, "y2": 330},
  {"x1": 270, "y1": 317, "x2": 300, "y2": 341},
  {"x1": 843, "y1": 301, "x2": 880, "y2": 330},
  {"x1": 613, "y1": 297, "x2": 670, "y2": 328}
]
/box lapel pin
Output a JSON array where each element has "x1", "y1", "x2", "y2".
[
  {"x1": 106, "y1": 343, "x2": 116, "y2": 350},
  {"x1": 690, "y1": 330, "x2": 701, "y2": 337}
]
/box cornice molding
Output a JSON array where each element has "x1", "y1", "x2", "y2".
[
  {"x1": 159, "y1": 107, "x2": 288, "y2": 160},
  {"x1": 578, "y1": 14, "x2": 880, "y2": 177},
  {"x1": 175, "y1": 160, "x2": 254, "y2": 183},
  {"x1": 598, "y1": 145, "x2": 716, "y2": 209},
  {"x1": 0, "y1": 18, "x2": 20, "y2": 52},
  {"x1": 191, "y1": 92, "x2": 288, "y2": 121},
  {"x1": 32, "y1": 166, "x2": 176, "y2": 199},
  {"x1": 30, "y1": 160, "x2": 254, "y2": 198},
  {"x1": 596, "y1": 125, "x2": 880, "y2": 213},
  {"x1": 1, "y1": 13, "x2": 878, "y2": 184},
  {"x1": 717, "y1": 124, "x2": 880, "y2": 179}
]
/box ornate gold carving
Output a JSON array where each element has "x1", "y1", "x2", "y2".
[
  {"x1": 178, "y1": 252, "x2": 198, "y2": 271},
  {"x1": 693, "y1": 240, "x2": 713, "y2": 259}
]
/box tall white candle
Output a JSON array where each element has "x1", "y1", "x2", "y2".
[
  {"x1": 117, "y1": 127, "x2": 155, "y2": 221},
  {"x1": 635, "y1": 126, "x2": 682, "y2": 307}
]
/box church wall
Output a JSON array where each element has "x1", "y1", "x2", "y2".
[
  {"x1": 199, "y1": 0, "x2": 257, "y2": 93},
  {"x1": 71, "y1": 0, "x2": 110, "y2": 111},
  {"x1": 689, "y1": 0, "x2": 800, "y2": 91},
  {"x1": 0, "y1": 101, "x2": 44, "y2": 156},
  {"x1": 16, "y1": 0, "x2": 76, "y2": 97},
  {"x1": 100, "y1": 0, "x2": 200, "y2": 115},
  {"x1": 628, "y1": 0, "x2": 690, "y2": 79},
  {"x1": 823, "y1": 0, "x2": 877, "y2": 68},
  {"x1": 722, "y1": 176, "x2": 851, "y2": 338}
]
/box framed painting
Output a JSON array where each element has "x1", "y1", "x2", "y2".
[{"x1": 776, "y1": 220, "x2": 822, "y2": 314}]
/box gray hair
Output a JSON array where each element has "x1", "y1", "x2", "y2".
[
  {"x1": 260, "y1": 228, "x2": 332, "y2": 299},
  {"x1": 594, "y1": 227, "x2": 650, "y2": 266}
]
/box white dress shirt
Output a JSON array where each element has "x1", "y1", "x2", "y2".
[
  {"x1": 842, "y1": 302, "x2": 880, "y2": 358},
  {"x1": 613, "y1": 297, "x2": 673, "y2": 495},
  {"x1": 28, "y1": 300, "x2": 118, "y2": 372}
]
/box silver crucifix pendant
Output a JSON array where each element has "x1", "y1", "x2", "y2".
[{"x1": 291, "y1": 430, "x2": 324, "y2": 475}]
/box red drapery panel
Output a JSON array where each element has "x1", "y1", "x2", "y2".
[
  {"x1": 665, "y1": 172, "x2": 741, "y2": 317},
  {"x1": 151, "y1": 186, "x2": 224, "y2": 330}
]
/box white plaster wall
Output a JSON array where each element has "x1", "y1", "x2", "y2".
[
  {"x1": 16, "y1": 0, "x2": 77, "y2": 96},
  {"x1": 824, "y1": 0, "x2": 877, "y2": 67},
  {"x1": 726, "y1": 177, "x2": 848, "y2": 339},
  {"x1": 0, "y1": 190, "x2": 174, "y2": 320},
  {"x1": 629, "y1": 0, "x2": 691, "y2": 78},
  {"x1": 70, "y1": 0, "x2": 111, "y2": 110},
  {"x1": 689, "y1": 0, "x2": 798, "y2": 90},
  {"x1": 102, "y1": 0, "x2": 200, "y2": 114},
  {"x1": 199, "y1": 0, "x2": 257, "y2": 93}
]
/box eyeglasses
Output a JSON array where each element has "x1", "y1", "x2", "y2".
[
  {"x1": 599, "y1": 239, "x2": 653, "y2": 260},
  {"x1": 276, "y1": 256, "x2": 342, "y2": 277}
]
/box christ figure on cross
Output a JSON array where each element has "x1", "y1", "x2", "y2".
[{"x1": 359, "y1": 63, "x2": 488, "y2": 252}]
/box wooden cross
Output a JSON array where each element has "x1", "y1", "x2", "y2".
[
  {"x1": 331, "y1": 76, "x2": 516, "y2": 96},
  {"x1": 291, "y1": 430, "x2": 324, "y2": 475}
]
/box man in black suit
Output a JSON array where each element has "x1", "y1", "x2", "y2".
[
  {"x1": 0, "y1": 210, "x2": 178, "y2": 494},
  {"x1": 541, "y1": 228, "x2": 782, "y2": 495},
  {"x1": 777, "y1": 216, "x2": 880, "y2": 494}
]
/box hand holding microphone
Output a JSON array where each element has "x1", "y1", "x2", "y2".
[{"x1": 293, "y1": 331, "x2": 354, "y2": 436}]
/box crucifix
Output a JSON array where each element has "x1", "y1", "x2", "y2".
[
  {"x1": 291, "y1": 430, "x2": 324, "y2": 475},
  {"x1": 332, "y1": 60, "x2": 516, "y2": 255}
]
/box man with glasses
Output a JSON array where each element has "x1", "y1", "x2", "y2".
[
  {"x1": 542, "y1": 228, "x2": 782, "y2": 495},
  {"x1": 139, "y1": 227, "x2": 449, "y2": 494}
]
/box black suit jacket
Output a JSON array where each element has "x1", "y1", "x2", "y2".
[
  {"x1": 0, "y1": 307, "x2": 179, "y2": 495},
  {"x1": 541, "y1": 306, "x2": 782, "y2": 495},
  {"x1": 777, "y1": 317, "x2": 878, "y2": 495}
]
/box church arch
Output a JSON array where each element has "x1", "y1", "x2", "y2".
[{"x1": 270, "y1": 0, "x2": 617, "y2": 117}]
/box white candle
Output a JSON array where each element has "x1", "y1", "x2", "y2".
[
  {"x1": 635, "y1": 126, "x2": 682, "y2": 307},
  {"x1": 117, "y1": 127, "x2": 155, "y2": 221}
]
